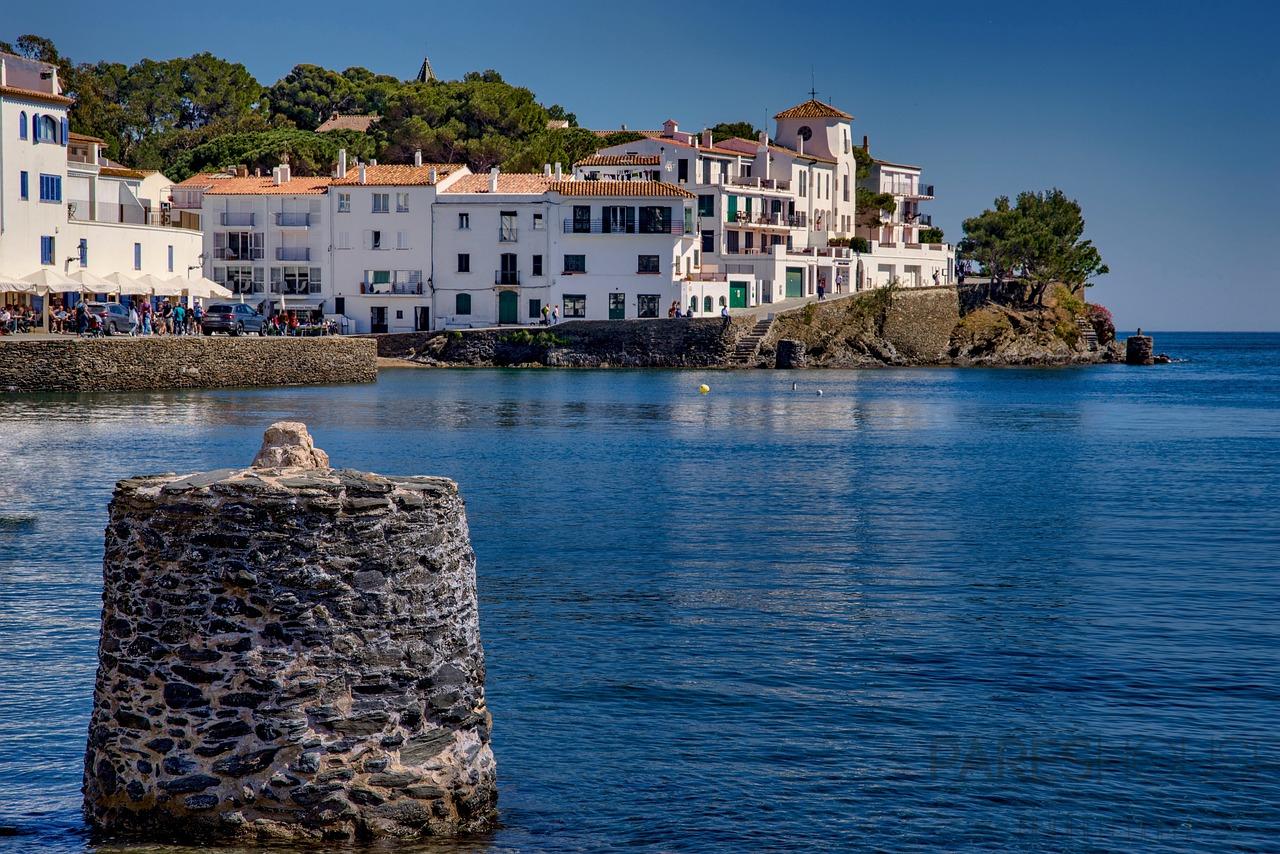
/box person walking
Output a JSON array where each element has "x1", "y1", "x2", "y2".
[
  {"x1": 817, "y1": 277, "x2": 826, "y2": 301},
  {"x1": 835, "y1": 272, "x2": 844, "y2": 294},
  {"x1": 551, "y1": 305, "x2": 559, "y2": 325},
  {"x1": 75, "y1": 303, "x2": 88, "y2": 336},
  {"x1": 541, "y1": 303, "x2": 550, "y2": 326},
  {"x1": 128, "y1": 305, "x2": 139, "y2": 336}
]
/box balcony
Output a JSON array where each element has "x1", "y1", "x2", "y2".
[
  {"x1": 364, "y1": 281, "x2": 425, "y2": 295},
  {"x1": 498, "y1": 226, "x2": 518, "y2": 242},
  {"x1": 907, "y1": 184, "x2": 935, "y2": 199},
  {"x1": 727, "y1": 211, "x2": 807, "y2": 229},
  {"x1": 220, "y1": 212, "x2": 255, "y2": 226},
  {"x1": 562, "y1": 219, "x2": 688, "y2": 235},
  {"x1": 214, "y1": 247, "x2": 264, "y2": 261},
  {"x1": 275, "y1": 212, "x2": 312, "y2": 227},
  {"x1": 727, "y1": 176, "x2": 792, "y2": 192},
  {"x1": 275, "y1": 247, "x2": 310, "y2": 261},
  {"x1": 495, "y1": 270, "x2": 521, "y2": 286}
]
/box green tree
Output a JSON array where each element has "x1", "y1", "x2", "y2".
[
  {"x1": 264, "y1": 64, "x2": 356, "y2": 130},
  {"x1": 960, "y1": 189, "x2": 1108, "y2": 303},
  {"x1": 175, "y1": 53, "x2": 261, "y2": 129},
  {"x1": 919, "y1": 227, "x2": 945, "y2": 243},
  {"x1": 177, "y1": 128, "x2": 375, "y2": 181},
  {"x1": 709, "y1": 121, "x2": 759, "y2": 143}
]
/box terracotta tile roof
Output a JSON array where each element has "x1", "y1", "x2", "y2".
[
  {"x1": 68, "y1": 131, "x2": 106, "y2": 144},
  {"x1": 766, "y1": 142, "x2": 837, "y2": 165},
  {"x1": 99, "y1": 166, "x2": 148, "y2": 180},
  {"x1": 203, "y1": 176, "x2": 333, "y2": 195},
  {"x1": 174, "y1": 172, "x2": 224, "y2": 188},
  {"x1": 590, "y1": 128, "x2": 663, "y2": 138},
  {"x1": 316, "y1": 113, "x2": 379, "y2": 133},
  {"x1": 443, "y1": 173, "x2": 553, "y2": 194},
  {"x1": 574, "y1": 154, "x2": 660, "y2": 167},
  {"x1": 0, "y1": 84, "x2": 73, "y2": 106},
  {"x1": 330, "y1": 163, "x2": 462, "y2": 186},
  {"x1": 551, "y1": 181, "x2": 695, "y2": 199},
  {"x1": 773, "y1": 98, "x2": 853, "y2": 120}
]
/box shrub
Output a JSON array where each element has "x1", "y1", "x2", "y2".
[
  {"x1": 851, "y1": 237, "x2": 871, "y2": 253},
  {"x1": 919, "y1": 227, "x2": 945, "y2": 244},
  {"x1": 1086, "y1": 303, "x2": 1116, "y2": 344},
  {"x1": 1051, "y1": 284, "x2": 1086, "y2": 318},
  {"x1": 801, "y1": 303, "x2": 817, "y2": 325},
  {"x1": 1054, "y1": 318, "x2": 1080, "y2": 346}
]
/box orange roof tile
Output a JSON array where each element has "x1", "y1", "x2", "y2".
[
  {"x1": 203, "y1": 176, "x2": 333, "y2": 196},
  {"x1": 331, "y1": 163, "x2": 462, "y2": 186},
  {"x1": 551, "y1": 181, "x2": 695, "y2": 199},
  {"x1": 0, "y1": 84, "x2": 73, "y2": 106},
  {"x1": 574, "y1": 154, "x2": 660, "y2": 167},
  {"x1": 68, "y1": 131, "x2": 106, "y2": 144},
  {"x1": 773, "y1": 98, "x2": 853, "y2": 120},
  {"x1": 443, "y1": 173, "x2": 553, "y2": 194},
  {"x1": 316, "y1": 113, "x2": 379, "y2": 133},
  {"x1": 98, "y1": 166, "x2": 148, "y2": 180}
]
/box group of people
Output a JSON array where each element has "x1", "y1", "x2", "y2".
[
  {"x1": 23, "y1": 299, "x2": 206, "y2": 336},
  {"x1": 0, "y1": 304, "x2": 39, "y2": 334}
]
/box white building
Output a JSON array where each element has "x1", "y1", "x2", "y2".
[
  {"x1": 856, "y1": 140, "x2": 952, "y2": 289},
  {"x1": 0, "y1": 52, "x2": 201, "y2": 309}
]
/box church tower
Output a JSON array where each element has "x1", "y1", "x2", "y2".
[{"x1": 415, "y1": 55, "x2": 435, "y2": 83}]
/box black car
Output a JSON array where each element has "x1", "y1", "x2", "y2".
[
  {"x1": 202, "y1": 303, "x2": 265, "y2": 336},
  {"x1": 84, "y1": 302, "x2": 132, "y2": 334}
]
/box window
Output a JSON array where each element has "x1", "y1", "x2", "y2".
[
  {"x1": 532, "y1": 212, "x2": 544, "y2": 230},
  {"x1": 40, "y1": 236, "x2": 54, "y2": 266},
  {"x1": 458, "y1": 212, "x2": 470, "y2": 230},
  {"x1": 701, "y1": 230, "x2": 714, "y2": 253},
  {"x1": 532, "y1": 254, "x2": 543, "y2": 276},
  {"x1": 797, "y1": 126, "x2": 812, "y2": 142},
  {"x1": 563, "y1": 254, "x2": 586, "y2": 274},
  {"x1": 563, "y1": 294, "x2": 586, "y2": 318},
  {"x1": 34, "y1": 114, "x2": 57, "y2": 143},
  {"x1": 608, "y1": 292, "x2": 625, "y2": 318},
  {"x1": 456, "y1": 293, "x2": 472, "y2": 315},
  {"x1": 38, "y1": 174, "x2": 62, "y2": 203},
  {"x1": 78, "y1": 238, "x2": 87, "y2": 267},
  {"x1": 19, "y1": 171, "x2": 28, "y2": 200},
  {"x1": 337, "y1": 193, "x2": 351, "y2": 213},
  {"x1": 703, "y1": 295, "x2": 713, "y2": 313},
  {"x1": 370, "y1": 230, "x2": 383, "y2": 250},
  {"x1": 638, "y1": 255, "x2": 660, "y2": 274},
  {"x1": 457, "y1": 253, "x2": 470, "y2": 273},
  {"x1": 133, "y1": 243, "x2": 142, "y2": 270},
  {"x1": 397, "y1": 230, "x2": 410, "y2": 249},
  {"x1": 698, "y1": 194, "x2": 714, "y2": 218},
  {"x1": 572, "y1": 205, "x2": 591, "y2": 233},
  {"x1": 528, "y1": 298, "x2": 542, "y2": 318},
  {"x1": 726, "y1": 231, "x2": 739, "y2": 254},
  {"x1": 372, "y1": 193, "x2": 390, "y2": 213},
  {"x1": 689, "y1": 296, "x2": 698, "y2": 314},
  {"x1": 719, "y1": 296, "x2": 727, "y2": 307},
  {"x1": 639, "y1": 206, "x2": 671, "y2": 234},
  {"x1": 219, "y1": 231, "x2": 263, "y2": 260},
  {"x1": 799, "y1": 172, "x2": 807, "y2": 197},
  {"x1": 335, "y1": 297, "x2": 345, "y2": 315},
  {"x1": 637, "y1": 294, "x2": 660, "y2": 318},
  {"x1": 167, "y1": 245, "x2": 174, "y2": 273},
  {"x1": 843, "y1": 175, "x2": 850, "y2": 202},
  {"x1": 677, "y1": 158, "x2": 689, "y2": 182},
  {"x1": 19, "y1": 111, "x2": 27, "y2": 140},
  {"x1": 226, "y1": 266, "x2": 258, "y2": 294},
  {"x1": 336, "y1": 231, "x2": 351, "y2": 250},
  {"x1": 396, "y1": 192, "x2": 410, "y2": 212},
  {"x1": 601, "y1": 205, "x2": 634, "y2": 234}
]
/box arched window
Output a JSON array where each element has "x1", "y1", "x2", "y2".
[
  {"x1": 18, "y1": 112, "x2": 27, "y2": 140},
  {"x1": 688, "y1": 297, "x2": 698, "y2": 315},
  {"x1": 719, "y1": 296, "x2": 727, "y2": 307},
  {"x1": 455, "y1": 293, "x2": 471, "y2": 315},
  {"x1": 34, "y1": 114, "x2": 57, "y2": 143},
  {"x1": 703, "y1": 295, "x2": 713, "y2": 313}
]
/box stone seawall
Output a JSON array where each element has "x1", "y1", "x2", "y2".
[
  {"x1": 0, "y1": 337, "x2": 377, "y2": 393},
  {"x1": 409, "y1": 317, "x2": 755, "y2": 368},
  {"x1": 83, "y1": 422, "x2": 496, "y2": 843}
]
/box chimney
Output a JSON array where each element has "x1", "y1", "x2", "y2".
[
  {"x1": 414, "y1": 149, "x2": 423, "y2": 167},
  {"x1": 543, "y1": 163, "x2": 552, "y2": 177},
  {"x1": 272, "y1": 167, "x2": 282, "y2": 186},
  {"x1": 279, "y1": 163, "x2": 290, "y2": 184},
  {"x1": 358, "y1": 163, "x2": 367, "y2": 185},
  {"x1": 702, "y1": 129, "x2": 713, "y2": 149},
  {"x1": 758, "y1": 130, "x2": 768, "y2": 146},
  {"x1": 337, "y1": 148, "x2": 348, "y2": 179},
  {"x1": 0, "y1": 58, "x2": 6, "y2": 88},
  {"x1": 797, "y1": 134, "x2": 804, "y2": 155},
  {"x1": 554, "y1": 162, "x2": 562, "y2": 180},
  {"x1": 236, "y1": 165, "x2": 248, "y2": 178},
  {"x1": 488, "y1": 167, "x2": 499, "y2": 193},
  {"x1": 370, "y1": 158, "x2": 377, "y2": 166},
  {"x1": 428, "y1": 167, "x2": 438, "y2": 184},
  {"x1": 862, "y1": 135, "x2": 869, "y2": 152},
  {"x1": 662, "y1": 118, "x2": 678, "y2": 138}
]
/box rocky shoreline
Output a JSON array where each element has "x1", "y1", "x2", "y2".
[{"x1": 386, "y1": 285, "x2": 1123, "y2": 370}]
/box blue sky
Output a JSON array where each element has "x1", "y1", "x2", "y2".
[{"x1": 9, "y1": 0, "x2": 1278, "y2": 330}]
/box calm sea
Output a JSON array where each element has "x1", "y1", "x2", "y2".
[{"x1": 1, "y1": 332, "x2": 1277, "y2": 853}]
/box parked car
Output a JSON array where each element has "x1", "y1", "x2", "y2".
[
  {"x1": 84, "y1": 302, "x2": 132, "y2": 334},
  {"x1": 202, "y1": 303, "x2": 265, "y2": 336}
]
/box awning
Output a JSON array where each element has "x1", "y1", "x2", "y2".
[
  {"x1": 66, "y1": 269, "x2": 117, "y2": 293},
  {"x1": 178, "y1": 277, "x2": 233, "y2": 300},
  {"x1": 22, "y1": 268, "x2": 79, "y2": 293},
  {"x1": 281, "y1": 303, "x2": 322, "y2": 312},
  {"x1": 103, "y1": 272, "x2": 147, "y2": 294}
]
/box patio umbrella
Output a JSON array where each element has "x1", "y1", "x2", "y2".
[
  {"x1": 0, "y1": 269, "x2": 34, "y2": 294},
  {"x1": 65, "y1": 269, "x2": 116, "y2": 294},
  {"x1": 134, "y1": 274, "x2": 183, "y2": 297},
  {"x1": 102, "y1": 272, "x2": 147, "y2": 295},
  {"x1": 169, "y1": 276, "x2": 232, "y2": 301},
  {"x1": 22, "y1": 268, "x2": 78, "y2": 293}
]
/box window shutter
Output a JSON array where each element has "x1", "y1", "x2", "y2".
[
  {"x1": 625, "y1": 206, "x2": 636, "y2": 233},
  {"x1": 213, "y1": 267, "x2": 226, "y2": 284},
  {"x1": 32, "y1": 113, "x2": 40, "y2": 145},
  {"x1": 362, "y1": 231, "x2": 372, "y2": 250},
  {"x1": 309, "y1": 268, "x2": 322, "y2": 293},
  {"x1": 61, "y1": 117, "x2": 69, "y2": 145}
]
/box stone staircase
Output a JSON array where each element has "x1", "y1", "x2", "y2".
[
  {"x1": 730, "y1": 317, "x2": 773, "y2": 365},
  {"x1": 1076, "y1": 316, "x2": 1099, "y2": 351}
]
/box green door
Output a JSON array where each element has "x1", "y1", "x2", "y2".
[
  {"x1": 498, "y1": 290, "x2": 518, "y2": 324},
  {"x1": 608, "y1": 292, "x2": 626, "y2": 320},
  {"x1": 785, "y1": 267, "x2": 804, "y2": 298},
  {"x1": 726, "y1": 195, "x2": 737, "y2": 223},
  {"x1": 729, "y1": 281, "x2": 748, "y2": 309}
]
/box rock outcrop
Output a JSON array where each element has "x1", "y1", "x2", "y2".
[{"x1": 83, "y1": 422, "x2": 496, "y2": 843}]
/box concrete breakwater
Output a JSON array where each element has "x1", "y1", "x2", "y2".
[
  {"x1": 0, "y1": 336, "x2": 376, "y2": 393},
  {"x1": 82, "y1": 422, "x2": 496, "y2": 843}
]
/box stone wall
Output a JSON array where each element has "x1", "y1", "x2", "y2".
[
  {"x1": 880, "y1": 287, "x2": 961, "y2": 362},
  {"x1": 354, "y1": 332, "x2": 436, "y2": 359},
  {"x1": 82, "y1": 422, "x2": 496, "y2": 843},
  {"x1": 0, "y1": 337, "x2": 377, "y2": 393},
  {"x1": 413, "y1": 317, "x2": 754, "y2": 368}
]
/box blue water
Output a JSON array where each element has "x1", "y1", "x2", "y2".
[{"x1": 1, "y1": 332, "x2": 1277, "y2": 852}]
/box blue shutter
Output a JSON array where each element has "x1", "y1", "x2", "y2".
[
  {"x1": 134, "y1": 243, "x2": 142, "y2": 270},
  {"x1": 79, "y1": 239, "x2": 88, "y2": 267},
  {"x1": 19, "y1": 112, "x2": 27, "y2": 140},
  {"x1": 61, "y1": 117, "x2": 69, "y2": 146},
  {"x1": 32, "y1": 113, "x2": 40, "y2": 144},
  {"x1": 19, "y1": 172, "x2": 28, "y2": 200}
]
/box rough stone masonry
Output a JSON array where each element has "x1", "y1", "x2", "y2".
[{"x1": 82, "y1": 422, "x2": 496, "y2": 842}]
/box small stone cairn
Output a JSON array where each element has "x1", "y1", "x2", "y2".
[{"x1": 83, "y1": 422, "x2": 496, "y2": 842}]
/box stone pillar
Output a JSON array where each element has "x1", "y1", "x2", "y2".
[
  {"x1": 1125, "y1": 334, "x2": 1154, "y2": 365},
  {"x1": 776, "y1": 339, "x2": 808, "y2": 369},
  {"x1": 83, "y1": 422, "x2": 496, "y2": 843}
]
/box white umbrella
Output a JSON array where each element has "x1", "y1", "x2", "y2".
[
  {"x1": 169, "y1": 276, "x2": 232, "y2": 300},
  {"x1": 134, "y1": 274, "x2": 183, "y2": 297},
  {"x1": 66, "y1": 269, "x2": 117, "y2": 294},
  {"x1": 22, "y1": 268, "x2": 78, "y2": 293},
  {"x1": 102, "y1": 272, "x2": 147, "y2": 295},
  {"x1": 0, "y1": 270, "x2": 35, "y2": 293}
]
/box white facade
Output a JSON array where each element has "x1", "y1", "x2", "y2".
[{"x1": 0, "y1": 52, "x2": 202, "y2": 301}]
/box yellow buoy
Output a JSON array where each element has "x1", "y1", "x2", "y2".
[{"x1": 698, "y1": 384, "x2": 710, "y2": 394}]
